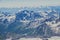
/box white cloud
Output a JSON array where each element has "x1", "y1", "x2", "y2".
[
  {"x1": 0, "y1": 0, "x2": 60, "y2": 8},
  {"x1": 19, "y1": 38, "x2": 42, "y2": 40}
]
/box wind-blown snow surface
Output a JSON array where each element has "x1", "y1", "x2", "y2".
[{"x1": 0, "y1": 6, "x2": 60, "y2": 40}]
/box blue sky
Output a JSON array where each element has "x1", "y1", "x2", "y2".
[{"x1": 0, "y1": 0, "x2": 60, "y2": 8}]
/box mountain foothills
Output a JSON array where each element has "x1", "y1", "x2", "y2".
[{"x1": 0, "y1": 6, "x2": 60, "y2": 39}]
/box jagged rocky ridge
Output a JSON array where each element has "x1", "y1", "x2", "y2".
[{"x1": 0, "y1": 6, "x2": 60, "y2": 39}]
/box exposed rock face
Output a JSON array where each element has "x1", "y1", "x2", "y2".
[{"x1": 0, "y1": 7, "x2": 60, "y2": 40}]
